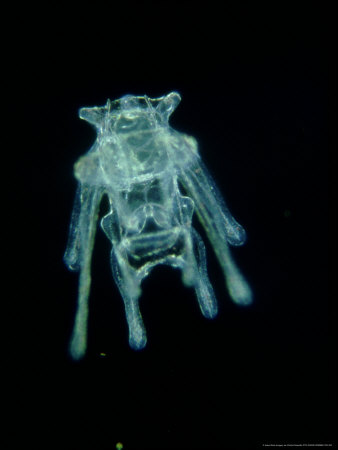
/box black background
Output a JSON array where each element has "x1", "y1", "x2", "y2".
[{"x1": 7, "y1": 3, "x2": 335, "y2": 449}]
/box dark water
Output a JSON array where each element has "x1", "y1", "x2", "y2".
[{"x1": 8, "y1": 3, "x2": 334, "y2": 449}]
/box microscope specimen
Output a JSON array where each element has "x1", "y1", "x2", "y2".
[{"x1": 64, "y1": 92, "x2": 252, "y2": 359}]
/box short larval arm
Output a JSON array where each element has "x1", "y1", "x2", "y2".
[{"x1": 179, "y1": 158, "x2": 252, "y2": 305}]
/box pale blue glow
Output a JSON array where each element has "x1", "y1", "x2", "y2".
[{"x1": 64, "y1": 92, "x2": 252, "y2": 359}]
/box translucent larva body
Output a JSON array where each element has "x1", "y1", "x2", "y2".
[{"x1": 64, "y1": 92, "x2": 252, "y2": 359}]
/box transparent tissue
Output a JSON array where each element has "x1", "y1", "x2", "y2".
[{"x1": 64, "y1": 92, "x2": 252, "y2": 359}]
